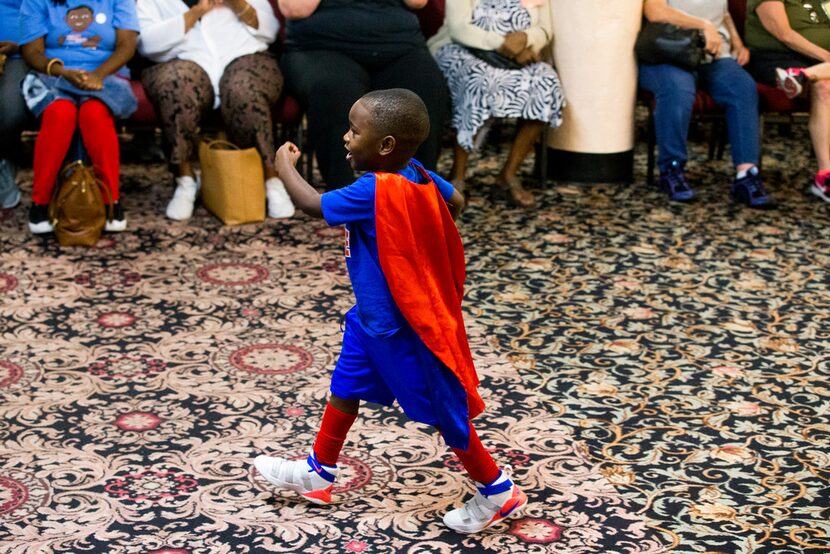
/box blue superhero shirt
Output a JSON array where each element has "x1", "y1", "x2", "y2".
[
  {"x1": 18, "y1": 0, "x2": 139, "y2": 76},
  {"x1": 321, "y1": 159, "x2": 456, "y2": 337},
  {"x1": 0, "y1": 0, "x2": 22, "y2": 47}
]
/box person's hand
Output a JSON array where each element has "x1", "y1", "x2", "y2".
[
  {"x1": 702, "y1": 21, "x2": 722, "y2": 57},
  {"x1": 275, "y1": 142, "x2": 301, "y2": 172},
  {"x1": 224, "y1": 0, "x2": 246, "y2": 13},
  {"x1": 733, "y1": 44, "x2": 750, "y2": 66},
  {"x1": 0, "y1": 41, "x2": 19, "y2": 56},
  {"x1": 61, "y1": 69, "x2": 89, "y2": 88},
  {"x1": 514, "y1": 47, "x2": 540, "y2": 66},
  {"x1": 195, "y1": 0, "x2": 215, "y2": 17},
  {"x1": 498, "y1": 31, "x2": 527, "y2": 58},
  {"x1": 82, "y1": 71, "x2": 104, "y2": 91}
]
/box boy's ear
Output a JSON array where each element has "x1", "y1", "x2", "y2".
[{"x1": 378, "y1": 135, "x2": 396, "y2": 157}]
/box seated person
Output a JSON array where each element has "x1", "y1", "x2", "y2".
[
  {"x1": 137, "y1": 0, "x2": 293, "y2": 221},
  {"x1": 641, "y1": 0, "x2": 773, "y2": 208},
  {"x1": 278, "y1": 0, "x2": 450, "y2": 190},
  {"x1": 19, "y1": 0, "x2": 139, "y2": 234},
  {"x1": 429, "y1": 0, "x2": 564, "y2": 208},
  {"x1": 745, "y1": 0, "x2": 830, "y2": 202},
  {"x1": 0, "y1": 0, "x2": 27, "y2": 210}
]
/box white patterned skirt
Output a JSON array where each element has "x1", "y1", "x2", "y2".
[{"x1": 436, "y1": 43, "x2": 565, "y2": 152}]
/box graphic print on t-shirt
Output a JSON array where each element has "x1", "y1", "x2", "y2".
[{"x1": 58, "y1": 5, "x2": 101, "y2": 48}]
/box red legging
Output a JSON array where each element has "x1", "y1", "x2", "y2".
[
  {"x1": 32, "y1": 99, "x2": 120, "y2": 205},
  {"x1": 313, "y1": 403, "x2": 501, "y2": 485}
]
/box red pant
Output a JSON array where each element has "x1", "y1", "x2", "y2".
[{"x1": 32, "y1": 99, "x2": 120, "y2": 205}]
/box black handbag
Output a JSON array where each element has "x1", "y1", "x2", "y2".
[
  {"x1": 464, "y1": 47, "x2": 523, "y2": 71},
  {"x1": 635, "y1": 22, "x2": 706, "y2": 71}
]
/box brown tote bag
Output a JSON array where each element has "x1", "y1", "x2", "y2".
[
  {"x1": 48, "y1": 161, "x2": 111, "y2": 247},
  {"x1": 198, "y1": 139, "x2": 265, "y2": 225}
]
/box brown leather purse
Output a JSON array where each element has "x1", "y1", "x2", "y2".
[{"x1": 48, "y1": 161, "x2": 111, "y2": 246}]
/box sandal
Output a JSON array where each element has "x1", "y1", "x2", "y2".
[{"x1": 496, "y1": 178, "x2": 536, "y2": 208}]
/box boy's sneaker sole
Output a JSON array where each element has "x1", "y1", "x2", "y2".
[{"x1": 810, "y1": 183, "x2": 830, "y2": 203}]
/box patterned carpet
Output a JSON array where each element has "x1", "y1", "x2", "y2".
[{"x1": 1, "y1": 115, "x2": 828, "y2": 553}]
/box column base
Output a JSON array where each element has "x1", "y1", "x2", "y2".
[{"x1": 544, "y1": 148, "x2": 634, "y2": 184}]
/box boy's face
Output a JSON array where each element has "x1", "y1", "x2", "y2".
[{"x1": 343, "y1": 101, "x2": 384, "y2": 172}]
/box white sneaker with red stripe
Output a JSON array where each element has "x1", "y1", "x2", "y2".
[
  {"x1": 443, "y1": 467, "x2": 528, "y2": 534},
  {"x1": 254, "y1": 450, "x2": 338, "y2": 505}
]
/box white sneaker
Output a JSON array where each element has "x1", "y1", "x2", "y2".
[
  {"x1": 443, "y1": 468, "x2": 528, "y2": 534},
  {"x1": 265, "y1": 177, "x2": 295, "y2": 219},
  {"x1": 166, "y1": 175, "x2": 199, "y2": 221},
  {"x1": 254, "y1": 451, "x2": 337, "y2": 505},
  {"x1": 105, "y1": 202, "x2": 127, "y2": 232}
]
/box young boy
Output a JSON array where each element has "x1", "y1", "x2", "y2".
[{"x1": 254, "y1": 88, "x2": 527, "y2": 533}]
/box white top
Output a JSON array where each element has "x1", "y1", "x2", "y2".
[
  {"x1": 668, "y1": 0, "x2": 732, "y2": 59},
  {"x1": 137, "y1": 0, "x2": 279, "y2": 107},
  {"x1": 427, "y1": 0, "x2": 553, "y2": 56}
]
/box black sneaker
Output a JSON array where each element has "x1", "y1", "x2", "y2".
[
  {"x1": 658, "y1": 160, "x2": 695, "y2": 202},
  {"x1": 28, "y1": 203, "x2": 54, "y2": 234},
  {"x1": 731, "y1": 167, "x2": 775, "y2": 209},
  {"x1": 105, "y1": 202, "x2": 127, "y2": 232}
]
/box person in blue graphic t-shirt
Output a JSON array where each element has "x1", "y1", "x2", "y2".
[{"x1": 18, "y1": 0, "x2": 139, "y2": 235}]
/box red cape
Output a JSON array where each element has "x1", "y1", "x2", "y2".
[{"x1": 374, "y1": 169, "x2": 484, "y2": 419}]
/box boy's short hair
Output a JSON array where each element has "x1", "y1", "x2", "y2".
[{"x1": 360, "y1": 89, "x2": 430, "y2": 149}]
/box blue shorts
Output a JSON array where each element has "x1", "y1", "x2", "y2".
[{"x1": 330, "y1": 307, "x2": 471, "y2": 449}]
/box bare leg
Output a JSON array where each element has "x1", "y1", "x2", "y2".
[
  {"x1": 450, "y1": 140, "x2": 469, "y2": 193},
  {"x1": 804, "y1": 62, "x2": 830, "y2": 81},
  {"x1": 329, "y1": 394, "x2": 359, "y2": 415},
  {"x1": 496, "y1": 120, "x2": 546, "y2": 207},
  {"x1": 809, "y1": 80, "x2": 830, "y2": 171},
  {"x1": 177, "y1": 160, "x2": 195, "y2": 179},
  {"x1": 264, "y1": 159, "x2": 278, "y2": 181}
]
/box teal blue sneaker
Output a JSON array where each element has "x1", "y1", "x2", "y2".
[{"x1": 0, "y1": 159, "x2": 20, "y2": 209}]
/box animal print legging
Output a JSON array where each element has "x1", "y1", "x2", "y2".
[{"x1": 141, "y1": 53, "x2": 283, "y2": 168}]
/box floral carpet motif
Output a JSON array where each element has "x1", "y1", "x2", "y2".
[
  {"x1": 0, "y1": 135, "x2": 661, "y2": 553},
  {"x1": 1, "y1": 117, "x2": 829, "y2": 553},
  {"x1": 461, "y1": 119, "x2": 830, "y2": 554}
]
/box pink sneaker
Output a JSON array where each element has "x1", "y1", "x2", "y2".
[
  {"x1": 775, "y1": 67, "x2": 809, "y2": 99},
  {"x1": 811, "y1": 171, "x2": 830, "y2": 203}
]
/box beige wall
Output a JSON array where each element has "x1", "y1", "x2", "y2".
[{"x1": 548, "y1": 0, "x2": 642, "y2": 154}]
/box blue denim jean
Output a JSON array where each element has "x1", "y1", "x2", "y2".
[{"x1": 639, "y1": 58, "x2": 759, "y2": 172}]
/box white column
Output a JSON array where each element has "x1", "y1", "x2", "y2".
[{"x1": 546, "y1": 0, "x2": 642, "y2": 182}]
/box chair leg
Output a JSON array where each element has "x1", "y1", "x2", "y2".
[
  {"x1": 647, "y1": 106, "x2": 656, "y2": 186},
  {"x1": 758, "y1": 114, "x2": 765, "y2": 171},
  {"x1": 708, "y1": 119, "x2": 719, "y2": 160},
  {"x1": 716, "y1": 118, "x2": 727, "y2": 161},
  {"x1": 538, "y1": 125, "x2": 549, "y2": 188}
]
